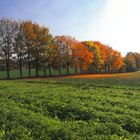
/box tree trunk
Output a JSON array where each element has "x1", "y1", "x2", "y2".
[
  {"x1": 28, "y1": 62, "x2": 31, "y2": 77},
  {"x1": 48, "y1": 65, "x2": 52, "y2": 76},
  {"x1": 27, "y1": 52, "x2": 31, "y2": 77},
  {"x1": 6, "y1": 57, "x2": 10, "y2": 79},
  {"x1": 108, "y1": 66, "x2": 110, "y2": 72},
  {"x1": 35, "y1": 64, "x2": 38, "y2": 77},
  {"x1": 75, "y1": 67, "x2": 78, "y2": 74},
  {"x1": 104, "y1": 65, "x2": 108, "y2": 72},
  {"x1": 19, "y1": 56, "x2": 22, "y2": 78},
  {"x1": 19, "y1": 63, "x2": 22, "y2": 78},
  {"x1": 94, "y1": 68, "x2": 97, "y2": 73},
  {"x1": 59, "y1": 67, "x2": 61, "y2": 76},
  {"x1": 80, "y1": 66, "x2": 83, "y2": 74},
  {"x1": 44, "y1": 68, "x2": 46, "y2": 76},
  {"x1": 67, "y1": 64, "x2": 69, "y2": 75},
  {"x1": 104, "y1": 68, "x2": 106, "y2": 73}
]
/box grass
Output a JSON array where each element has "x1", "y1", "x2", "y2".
[
  {"x1": 0, "y1": 68, "x2": 78, "y2": 79},
  {"x1": 0, "y1": 71, "x2": 140, "y2": 139}
]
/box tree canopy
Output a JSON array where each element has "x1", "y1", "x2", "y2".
[{"x1": 0, "y1": 18, "x2": 139, "y2": 79}]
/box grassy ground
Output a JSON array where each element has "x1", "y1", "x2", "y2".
[
  {"x1": 0, "y1": 72, "x2": 140, "y2": 139},
  {"x1": 0, "y1": 68, "x2": 77, "y2": 79}
]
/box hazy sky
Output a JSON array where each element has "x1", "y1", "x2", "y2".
[{"x1": 0, "y1": 0, "x2": 140, "y2": 56}]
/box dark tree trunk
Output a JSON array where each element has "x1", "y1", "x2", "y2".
[
  {"x1": 6, "y1": 57, "x2": 10, "y2": 79},
  {"x1": 108, "y1": 66, "x2": 110, "y2": 72},
  {"x1": 96, "y1": 68, "x2": 98, "y2": 72},
  {"x1": 105, "y1": 67, "x2": 107, "y2": 73},
  {"x1": 44, "y1": 68, "x2": 46, "y2": 76},
  {"x1": 67, "y1": 64, "x2": 69, "y2": 75},
  {"x1": 59, "y1": 67, "x2": 61, "y2": 76},
  {"x1": 19, "y1": 62, "x2": 22, "y2": 78},
  {"x1": 35, "y1": 65, "x2": 38, "y2": 77},
  {"x1": 35, "y1": 58, "x2": 39, "y2": 77},
  {"x1": 27, "y1": 51, "x2": 31, "y2": 77},
  {"x1": 80, "y1": 66, "x2": 83, "y2": 73},
  {"x1": 75, "y1": 67, "x2": 78, "y2": 74},
  {"x1": 48, "y1": 65, "x2": 52, "y2": 76},
  {"x1": 19, "y1": 55, "x2": 22, "y2": 78},
  {"x1": 28, "y1": 62, "x2": 31, "y2": 77}
]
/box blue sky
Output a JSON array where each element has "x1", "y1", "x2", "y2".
[{"x1": 0, "y1": 0, "x2": 140, "y2": 56}]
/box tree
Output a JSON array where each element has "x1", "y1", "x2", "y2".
[
  {"x1": 82, "y1": 41, "x2": 103, "y2": 73},
  {"x1": 72, "y1": 42, "x2": 93, "y2": 74},
  {"x1": 41, "y1": 31, "x2": 55, "y2": 76},
  {"x1": 103, "y1": 46, "x2": 123, "y2": 72},
  {"x1": 14, "y1": 22, "x2": 25, "y2": 78},
  {"x1": 54, "y1": 35, "x2": 76, "y2": 75},
  {"x1": 133, "y1": 52, "x2": 140, "y2": 70},
  {"x1": 22, "y1": 21, "x2": 36, "y2": 77},
  {"x1": 0, "y1": 17, "x2": 136, "y2": 79},
  {"x1": 31, "y1": 23, "x2": 42, "y2": 77},
  {"x1": 124, "y1": 52, "x2": 140, "y2": 72},
  {"x1": 109, "y1": 51, "x2": 123, "y2": 71},
  {"x1": 0, "y1": 18, "x2": 18, "y2": 79},
  {"x1": 94, "y1": 41, "x2": 106, "y2": 71},
  {"x1": 82, "y1": 41, "x2": 123, "y2": 73}
]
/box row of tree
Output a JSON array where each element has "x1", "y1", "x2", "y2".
[
  {"x1": 0, "y1": 18, "x2": 140, "y2": 79},
  {"x1": 124, "y1": 52, "x2": 140, "y2": 72}
]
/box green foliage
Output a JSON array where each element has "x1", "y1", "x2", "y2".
[{"x1": 0, "y1": 71, "x2": 140, "y2": 139}]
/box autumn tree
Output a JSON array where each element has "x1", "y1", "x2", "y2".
[
  {"x1": 100, "y1": 45, "x2": 123, "y2": 72},
  {"x1": 54, "y1": 35, "x2": 76, "y2": 75},
  {"x1": 82, "y1": 41, "x2": 123, "y2": 73},
  {"x1": 124, "y1": 52, "x2": 140, "y2": 72},
  {"x1": 82, "y1": 41, "x2": 103, "y2": 73},
  {"x1": 133, "y1": 52, "x2": 140, "y2": 70},
  {"x1": 31, "y1": 23, "x2": 42, "y2": 77},
  {"x1": 94, "y1": 41, "x2": 106, "y2": 71},
  {"x1": 72, "y1": 42, "x2": 93, "y2": 74},
  {"x1": 22, "y1": 20, "x2": 36, "y2": 77},
  {"x1": 0, "y1": 17, "x2": 135, "y2": 79},
  {"x1": 108, "y1": 50, "x2": 123, "y2": 72}
]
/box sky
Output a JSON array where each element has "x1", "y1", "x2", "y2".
[{"x1": 0, "y1": 0, "x2": 140, "y2": 56}]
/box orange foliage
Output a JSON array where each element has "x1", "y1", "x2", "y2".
[
  {"x1": 72, "y1": 42, "x2": 93, "y2": 71},
  {"x1": 94, "y1": 41, "x2": 107, "y2": 63}
]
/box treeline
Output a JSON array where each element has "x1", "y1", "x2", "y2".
[
  {"x1": 124, "y1": 52, "x2": 140, "y2": 72},
  {"x1": 0, "y1": 18, "x2": 140, "y2": 79}
]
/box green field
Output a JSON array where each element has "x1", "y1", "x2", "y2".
[
  {"x1": 0, "y1": 72, "x2": 140, "y2": 140},
  {"x1": 0, "y1": 68, "x2": 78, "y2": 79}
]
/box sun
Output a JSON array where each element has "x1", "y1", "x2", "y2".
[{"x1": 99, "y1": 0, "x2": 140, "y2": 55}]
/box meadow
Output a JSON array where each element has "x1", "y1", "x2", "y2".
[
  {"x1": 0, "y1": 72, "x2": 140, "y2": 140},
  {"x1": 0, "y1": 68, "x2": 78, "y2": 79}
]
